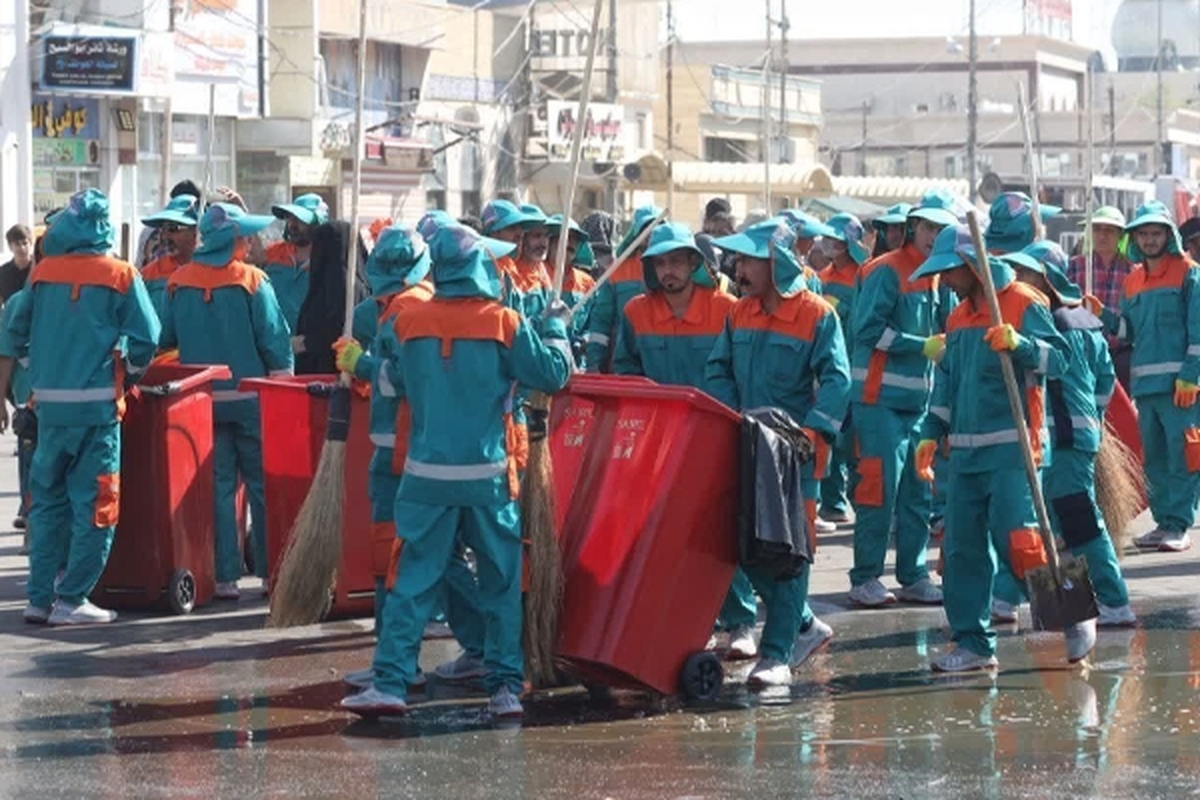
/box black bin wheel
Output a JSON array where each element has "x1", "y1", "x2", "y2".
[
  {"x1": 681, "y1": 651, "x2": 723, "y2": 704},
  {"x1": 168, "y1": 569, "x2": 196, "y2": 615}
]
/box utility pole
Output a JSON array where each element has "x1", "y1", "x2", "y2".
[
  {"x1": 762, "y1": 0, "x2": 772, "y2": 210},
  {"x1": 1108, "y1": 81, "x2": 1118, "y2": 175},
  {"x1": 967, "y1": 0, "x2": 978, "y2": 203},
  {"x1": 860, "y1": 101, "x2": 868, "y2": 177},
  {"x1": 606, "y1": 0, "x2": 618, "y2": 213},
  {"x1": 665, "y1": 0, "x2": 675, "y2": 211},
  {"x1": 778, "y1": 1, "x2": 788, "y2": 164},
  {"x1": 1155, "y1": 0, "x2": 1165, "y2": 174}
]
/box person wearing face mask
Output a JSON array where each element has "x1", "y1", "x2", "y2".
[
  {"x1": 1087, "y1": 201, "x2": 1200, "y2": 554},
  {"x1": 265, "y1": 193, "x2": 329, "y2": 345},
  {"x1": 158, "y1": 203, "x2": 294, "y2": 600}
]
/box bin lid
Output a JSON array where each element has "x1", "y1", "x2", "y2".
[{"x1": 564, "y1": 375, "x2": 741, "y2": 423}]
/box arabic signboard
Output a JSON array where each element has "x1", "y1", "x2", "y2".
[
  {"x1": 30, "y1": 95, "x2": 100, "y2": 139},
  {"x1": 545, "y1": 101, "x2": 626, "y2": 163},
  {"x1": 41, "y1": 35, "x2": 137, "y2": 92}
]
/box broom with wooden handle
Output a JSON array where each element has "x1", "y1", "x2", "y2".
[
  {"x1": 267, "y1": 0, "x2": 369, "y2": 628},
  {"x1": 521, "y1": 0, "x2": 606, "y2": 686}
]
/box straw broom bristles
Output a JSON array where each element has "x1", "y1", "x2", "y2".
[
  {"x1": 1095, "y1": 419, "x2": 1146, "y2": 556},
  {"x1": 522, "y1": 392, "x2": 562, "y2": 686}
]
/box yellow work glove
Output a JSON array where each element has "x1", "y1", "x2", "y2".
[
  {"x1": 984, "y1": 324, "x2": 1020, "y2": 353},
  {"x1": 333, "y1": 337, "x2": 364, "y2": 374},
  {"x1": 823, "y1": 294, "x2": 840, "y2": 310},
  {"x1": 922, "y1": 334, "x2": 946, "y2": 362},
  {"x1": 1082, "y1": 294, "x2": 1104, "y2": 316},
  {"x1": 1175, "y1": 379, "x2": 1199, "y2": 409},
  {"x1": 915, "y1": 439, "x2": 938, "y2": 483}
]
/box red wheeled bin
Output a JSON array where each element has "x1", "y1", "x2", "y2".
[
  {"x1": 239, "y1": 375, "x2": 375, "y2": 619},
  {"x1": 554, "y1": 375, "x2": 741, "y2": 703},
  {"x1": 92, "y1": 363, "x2": 230, "y2": 615}
]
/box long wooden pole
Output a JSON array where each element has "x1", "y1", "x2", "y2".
[
  {"x1": 1084, "y1": 62, "x2": 1096, "y2": 295},
  {"x1": 1017, "y1": 82, "x2": 1045, "y2": 242},
  {"x1": 341, "y1": 0, "x2": 368, "y2": 358}
]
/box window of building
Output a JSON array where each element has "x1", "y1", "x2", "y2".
[
  {"x1": 704, "y1": 137, "x2": 754, "y2": 163},
  {"x1": 136, "y1": 111, "x2": 235, "y2": 220}
]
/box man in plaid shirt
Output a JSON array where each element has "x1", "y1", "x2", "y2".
[{"x1": 1068, "y1": 206, "x2": 1133, "y2": 389}]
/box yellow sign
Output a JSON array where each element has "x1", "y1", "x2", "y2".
[{"x1": 30, "y1": 98, "x2": 93, "y2": 139}]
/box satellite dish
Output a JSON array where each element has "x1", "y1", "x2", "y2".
[{"x1": 979, "y1": 172, "x2": 1004, "y2": 204}]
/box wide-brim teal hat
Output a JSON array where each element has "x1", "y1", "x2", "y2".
[
  {"x1": 545, "y1": 214, "x2": 585, "y2": 239},
  {"x1": 193, "y1": 203, "x2": 275, "y2": 266},
  {"x1": 1125, "y1": 200, "x2": 1184, "y2": 262},
  {"x1": 42, "y1": 188, "x2": 114, "y2": 257},
  {"x1": 872, "y1": 203, "x2": 912, "y2": 230},
  {"x1": 907, "y1": 188, "x2": 962, "y2": 229},
  {"x1": 779, "y1": 208, "x2": 836, "y2": 239},
  {"x1": 272, "y1": 192, "x2": 329, "y2": 227},
  {"x1": 615, "y1": 205, "x2": 665, "y2": 255},
  {"x1": 641, "y1": 221, "x2": 709, "y2": 290},
  {"x1": 1019, "y1": 240, "x2": 1080, "y2": 305},
  {"x1": 825, "y1": 212, "x2": 870, "y2": 266},
  {"x1": 520, "y1": 204, "x2": 548, "y2": 227},
  {"x1": 480, "y1": 200, "x2": 542, "y2": 235},
  {"x1": 366, "y1": 224, "x2": 431, "y2": 297},
  {"x1": 427, "y1": 223, "x2": 505, "y2": 300},
  {"x1": 912, "y1": 223, "x2": 1014, "y2": 290},
  {"x1": 142, "y1": 194, "x2": 200, "y2": 228},
  {"x1": 985, "y1": 192, "x2": 1061, "y2": 253},
  {"x1": 714, "y1": 219, "x2": 805, "y2": 297}
]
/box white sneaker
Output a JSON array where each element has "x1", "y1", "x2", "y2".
[
  {"x1": 433, "y1": 653, "x2": 488, "y2": 681},
  {"x1": 343, "y1": 667, "x2": 375, "y2": 690},
  {"x1": 814, "y1": 518, "x2": 837, "y2": 534},
  {"x1": 848, "y1": 578, "x2": 896, "y2": 608},
  {"x1": 339, "y1": 686, "x2": 407, "y2": 717},
  {"x1": 1133, "y1": 528, "x2": 1166, "y2": 548},
  {"x1": 747, "y1": 658, "x2": 793, "y2": 687},
  {"x1": 487, "y1": 686, "x2": 524, "y2": 718},
  {"x1": 47, "y1": 599, "x2": 117, "y2": 626},
  {"x1": 1158, "y1": 531, "x2": 1192, "y2": 552},
  {"x1": 791, "y1": 617, "x2": 834, "y2": 667},
  {"x1": 214, "y1": 581, "x2": 240, "y2": 600},
  {"x1": 991, "y1": 599, "x2": 1019, "y2": 624},
  {"x1": 896, "y1": 578, "x2": 944, "y2": 605},
  {"x1": 423, "y1": 621, "x2": 454, "y2": 639},
  {"x1": 705, "y1": 632, "x2": 719, "y2": 651},
  {"x1": 22, "y1": 603, "x2": 50, "y2": 624},
  {"x1": 1097, "y1": 603, "x2": 1137, "y2": 628},
  {"x1": 1065, "y1": 619, "x2": 1098, "y2": 664},
  {"x1": 726, "y1": 625, "x2": 758, "y2": 660},
  {"x1": 931, "y1": 647, "x2": 998, "y2": 673}
]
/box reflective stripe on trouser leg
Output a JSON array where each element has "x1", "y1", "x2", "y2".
[
  {"x1": 56, "y1": 423, "x2": 121, "y2": 605},
  {"x1": 849, "y1": 404, "x2": 931, "y2": 587},
  {"x1": 232, "y1": 415, "x2": 268, "y2": 580},
  {"x1": 1045, "y1": 447, "x2": 1130, "y2": 608},
  {"x1": 740, "y1": 485, "x2": 817, "y2": 663},
  {"x1": 27, "y1": 427, "x2": 80, "y2": 608},
  {"x1": 1139, "y1": 393, "x2": 1200, "y2": 532},
  {"x1": 718, "y1": 568, "x2": 758, "y2": 630},
  {"x1": 213, "y1": 423, "x2": 243, "y2": 583},
  {"x1": 943, "y1": 469, "x2": 999, "y2": 658}
]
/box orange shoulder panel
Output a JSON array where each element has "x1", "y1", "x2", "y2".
[
  {"x1": 612, "y1": 256, "x2": 645, "y2": 285},
  {"x1": 1126, "y1": 254, "x2": 1191, "y2": 298},
  {"x1": 264, "y1": 241, "x2": 297, "y2": 266},
  {"x1": 31, "y1": 254, "x2": 135, "y2": 299},
  {"x1": 564, "y1": 267, "x2": 595, "y2": 294},
  {"x1": 141, "y1": 255, "x2": 182, "y2": 282},
  {"x1": 621, "y1": 293, "x2": 657, "y2": 334},
  {"x1": 395, "y1": 296, "x2": 519, "y2": 357},
  {"x1": 380, "y1": 281, "x2": 434, "y2": 323},
  {"x1": 168, "y1": 261, "x2": 265, "y2": 302},
  {"x1": 728, "y1": 292, "x2": 829, "y2": 342},
  {"x1": 818, "y1": 264, "x2": 857, "y2": 288}
]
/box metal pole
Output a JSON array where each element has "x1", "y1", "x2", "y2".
[
  {"x1": 1084, "y1": 61, "x2": 1096, "y2": 296},
  {"x1": 341, "y1": 0, "x2": 368, "y2": 345},
  {"x1": 204, "y1": 84, "x2": 216, "y2": 206},
  {"x1": 1108, "y1": 82, "x2": 1117, "y2": 176},
  {"x1": 666, "y1": 0, "x2": 675, "y2": 213},
  {"x1": 779, "y1": 1, "x2": 788, "y2": 163},
  {"x1": 1156, "y1": 0, "x2": 1165, "y2": 175},
  {"x1": 860, "y1": 101, "x2": 868, "y2": 177},
  {"x1": 967, "y1": 0, "x2": 978, "y2": 203},
  {"x1": 606, "y1": 0, "x2": 618, "y2": 211},
  {"x1": 762, "y1": 0, "x2": 772, "y2": 211}
]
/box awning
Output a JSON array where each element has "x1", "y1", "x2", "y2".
[
  {"x1": 831, "y1": 176, "x2": 970, "y2": 204},
  {"x1": 625, "y1": 155, "x2": 834, "y2": 197},
  {"x1": 801, "y1": 195, "x2": 886, "y2": 220}
]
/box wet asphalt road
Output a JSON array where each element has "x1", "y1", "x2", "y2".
[{"x1": 0, "y1": 437, "x2": 1198, "y2": 798}]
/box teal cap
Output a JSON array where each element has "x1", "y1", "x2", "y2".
[
  {"x1": 907, "y1": 189, "x2": 961, "y2": 229},
  {"x1": 872, "y1": 203, "x2": 913, "y2": 230},
  {"x1": 272, "y1": 193, "x2": 330, "y2": 226},
  {"x1": 825, "y1": 213, "x2": 870, "y2": 266},
  {"x1": 985, "y1": 192, "x2": 1061, "y2": 253},
  {"x1": 714, "y1": 218, "x2": 806, "y2": 297},
  {"x1": 780, "y1": 208, "x2": 837, "y2": 239},
  {"x1": 193, "y1": 203, "x2": 276, "y2": 266},
  {"x1": 142, "y1": 194, "x2": 200, "y2": 228},
  {"x1": 42, "y1": 188, "x2": 114, "y2": 257},
  {"x1": 1125, "y1": 200, "x2": 1183, "y2": 262},
  {"x1": 480, "y1": 200, "x2": 541, "y2": 235},
  {"x1": 614, "y1": 205, "x2": 665, "y2": 255}
]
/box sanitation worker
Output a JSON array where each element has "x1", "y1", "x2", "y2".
[
  {"x1": 912, "y1": 224, "x2": 1095, "y2": 671},
  {"x1": 845, "y1": 192, "x2": 959, "y2": 608},
  {"x1": 871, "y1": 203, "x2": 912, "y2": 257},
  {"x1": 816, "y1": 213, "x2": 869, "y2": 526},
  {"x1": 996, "y1": 241, "x2": 1135, "y2": 627},
  {"x1": 480, "y1": 200, "x2": 542, "y2": 314},
  {"x1": 1088, "y1": 201, "x2": 1200, "y2": 553},
  {"x1": 340, "y1": 223, "x2": 573, "y2": 719},
  {"x1": 610, "y1": 222, "x2": 753, "y2": 657},
  {"x1": 984, "y1": 191, "x2": 1060, "y2": 255},
  {"x1": 139, "y1": 195, "x2": 200, "y2": 315},
  {"x1": 586, "y1": 205, "x2": 664, "y2": 372},
  {"x1": 264, "y1": 192, "x2": 328, "y2": 338},
  {"x1": 705, "y1": 218, "x2": 847, "y2": 687},
  {"x1": 159, "y1": 202, "x2": 294, "y2": 600},
  {"x1": 10, "y1": 189, "x2": 160, "y2": 625},
  {"x1": 546, "y1": 214, "x2": 596, "y2": 366}
]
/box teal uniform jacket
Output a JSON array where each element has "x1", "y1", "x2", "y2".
[
  {"x1": 921, "y1": 269, "x2": 1070, "y2": 474},
  {"x1": 585, "y1": 255, "x2": 645, "y2": 372},
  {"x1": 1047, "y1": 306, "x2": 1115, "y2": 454},
  {"x1": 262, "y1": 240, "x2": 308, "y2": 332},
  {"x1": 613, "y1": 286, "x2": 735, "y2": 389}
]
